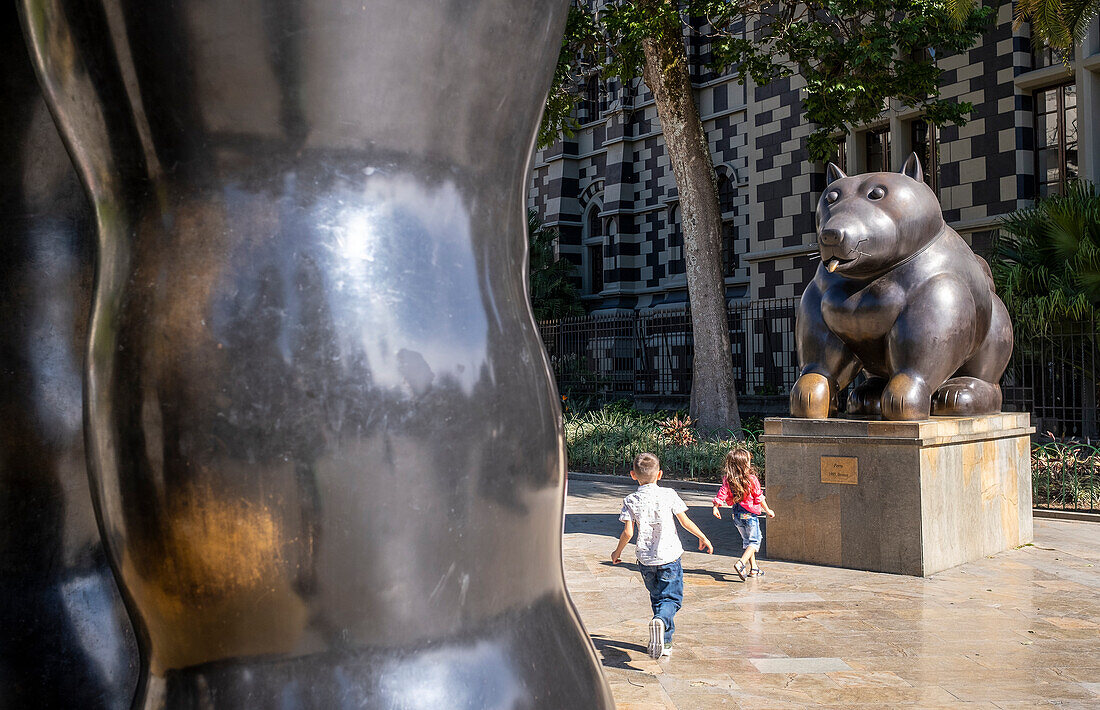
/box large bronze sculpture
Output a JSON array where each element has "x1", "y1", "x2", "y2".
[
  {"x1": 791, "y1": 155, "x2": 1014, "y2": 420},
  {"x1": 0, "y1": 7, "x2": 138, "y2": 706},
  {"x1": 17, "y1": 0, "x2": 613, "y2": 706}
]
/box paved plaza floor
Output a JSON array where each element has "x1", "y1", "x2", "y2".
[{"x1": 563, "y1": 479, "x2": 1100, "y2": 709}]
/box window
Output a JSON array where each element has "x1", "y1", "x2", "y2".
[
  {"x1": 717, "y1": 174, "x2": 738, "y2": 277},
  {"x1": 830, "y1": 136, "x2": 848, "y2": 173},
  {"x1": 584, "y1": 206, "x2": 604, "y2": 294},
  {"x1": 721, "y1": 222, "x2": 738, "y2": 277},
  {"x1": 1034, "y1": 83, "x2": 1078, "y2": 197},
  {"x1": 588, "y1": 244, "x2": 604, "y2": 293},
  {"x1": 668, "y1": 205, "x2": 685, "y2": 276},
  {"x1": 865, "y1": 127, "x2": 890, "y2": 173},
  {"x1": 588, "y1": 205, "x2": 601, "y2": 239},
  {"x1": 580, "y1": 76, "x2": 601, "y2": 123},
  {"x1": 909, "y1": 119, "x2": 939, "y2": 194},
  {"x1": 718, "y1": 174, "x2": 736, "y2": 214},
  {"x1": 1030, "y1": 27, "x2": 1062, "y2": 70}
]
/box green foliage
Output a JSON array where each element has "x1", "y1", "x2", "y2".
[
  {"x1": 992, "y1": 182, "x2": 1100, "y2": 332},
  {"x1": 1019, "y1": 0, "x2": 1100, "y2": 57},
  {"x1": 539, "y1": 6, "x2": 603, "y2": 147},
  {"x1": 1033, "y1": 436, "x2": 1100, "y2": 511},
  {"x1": 564, "y1": 403, "x2": 764, "y2": 481},
  {"x1": 566, "y1": 403, "x2": 1099, "y2": 511},
  {"x1": 527, "y1": 210, "x2": 585, "y2": 321},
  {"x1": 540, "y1": 0, "x2": 992, "y2": 161},
  {"x1": 948, "y1": 0, "x2": 1100, "y2": 54}
]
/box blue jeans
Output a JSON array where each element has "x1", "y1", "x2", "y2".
[
  {"x1": 733, "y1": 509, "x2": 762, "y2": 552},
  {"x1": 638, "y1": 557, "x2": 683, "y2": 644}
]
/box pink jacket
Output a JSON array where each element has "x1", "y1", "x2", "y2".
[{"x1": 712, "y1": 474, "x2": 763, "y2": 515}]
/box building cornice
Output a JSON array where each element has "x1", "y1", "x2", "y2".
[
  {"x1": 1083, "y1": 50, "x2": 1100, "y2": 73},
  {"x1": 744, "y1": 244, "x2": 817, "y2": 263},
  {"x1": 949, "y1": 215, "x2": 1003, "y2": 233},
  {"x1": 1013, "y1": 63, "x2": 1076, "y2": 90}
]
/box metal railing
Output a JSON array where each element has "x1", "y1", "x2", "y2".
[
  {"x1": 542, "y1": 306, "x2": 1100, "y2": 511},
  {"x1": 539, "y1": 304, "x2": 1099, "y2": 438},
  {"x1": 1003, "y1": 319, "x2": 1099, "y2": 440},
  {"x1": 537, "y1": 298, "x2": 799, "y2": 405}
]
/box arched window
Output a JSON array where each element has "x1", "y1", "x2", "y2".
[
  {"x1": 718, "y1": 174, "x2": 736, "y2": 215},
  {"x1": 587, "y1": 207, "x2": 602, "y2": 241},
  {"x1": 583, "y1": 203, "x2": 604, "y2": 294}
]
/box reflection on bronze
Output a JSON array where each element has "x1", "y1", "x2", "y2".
[
  {"x1": 792, "y1": 155, "x2": 1014, "y2": 421},
  {"x1": 18, "y1": 0, "x2": 613, "y2": 706},
  {"x1": 0, "y1": 6, "x2": 138, "y2": 705}
]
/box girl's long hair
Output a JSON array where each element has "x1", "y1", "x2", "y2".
[{"x1": 722, "y1": 449, "x2": 756, "y2": 502}]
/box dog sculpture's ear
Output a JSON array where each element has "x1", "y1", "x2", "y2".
[
  {"x1": 900, "y1": 152, "x2": 924, "y2": 183},
  {"x1": 826, "y1": 162, "x2": 847, "y2": 184}
]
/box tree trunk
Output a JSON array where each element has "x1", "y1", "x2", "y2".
[{"x1": 639, "y1": 1, "x2": 742, "y2": 436}]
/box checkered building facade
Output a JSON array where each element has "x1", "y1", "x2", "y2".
[{"x1": 528, "y1": 2, "x2": 1100, "y2": 310}]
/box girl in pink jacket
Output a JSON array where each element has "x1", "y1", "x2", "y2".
[{"x1": 712, "y1": 449, "x2": 775, "y2": 580}]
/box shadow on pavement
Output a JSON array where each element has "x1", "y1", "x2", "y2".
[
  {"x1": 597, "y1": 559, "x2": 743, "y2": 584},
  {"x1": 589, "y1": 634, "x2": 650, "y2": 671},
  {"x1": 681, "y1": 565, "x2": 742, "y2": 584},
  {"x1": 564, "y1": 506, "x2": 765, "y2": 559}
]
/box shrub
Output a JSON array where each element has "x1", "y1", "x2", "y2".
[
  {"x1": 566, "y1": 405, "x2": 1099, "y2": 513},
  {"x1": 564, "y1": 404, "x2": 763, "y2": 482},
  {"x1": 1032, "y1": 435, "x2": 1100, "y2": 512},
  {"x1": 993, "y1": 181, "x2": 1100, "y2": 331}
]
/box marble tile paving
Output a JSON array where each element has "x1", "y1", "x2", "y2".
[{"x1": 564, "y1": 480, "x2": 1100, "y2": 709}]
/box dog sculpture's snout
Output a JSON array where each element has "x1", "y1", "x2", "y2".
[{"x1": 818, "y1": 228, "x2": 843, "y2": 247}]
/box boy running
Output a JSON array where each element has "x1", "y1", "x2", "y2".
[{"x1": 612, "y1": 452, "x2": 712, "y2": 659}]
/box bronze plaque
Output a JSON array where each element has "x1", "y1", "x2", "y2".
[{"x1": 821, "y1": 456, "x2": 858, "y2": 484}]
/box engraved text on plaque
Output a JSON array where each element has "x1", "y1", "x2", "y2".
[{"x1": 821, "y1": 456, "x2": 858, "y2": 484}]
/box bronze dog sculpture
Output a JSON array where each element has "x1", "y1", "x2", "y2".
[{"x1": 791, "y1": 154, "x2": 1013, "y2": 420}]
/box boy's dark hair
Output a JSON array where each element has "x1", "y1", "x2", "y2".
[{"x1": 632, "y1": 452, "x2": 661, "y2": 483}]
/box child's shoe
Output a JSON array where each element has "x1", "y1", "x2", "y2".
[
  {"x1": 647, "y1": 617, "x2": 665, "y2": 659},
  {"x1": 661, "y1": 643, "x2": 672, "y2": 657}
]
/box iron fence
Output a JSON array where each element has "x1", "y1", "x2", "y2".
[
  {"x1": 537, "y1": 298, "x2": 800, "y2": 406},
  {"x1": 1003, "y1": 319, "x2": 1099, "y2": 439},
  {"x1": 539, "y1": 304, "x2": 1099, "y2": 439},
  {"x1": 542, "y1": 307, "x2": 1100, "y2": 511}
]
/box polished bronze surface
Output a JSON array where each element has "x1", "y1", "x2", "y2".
[
  {"x1": 18, "y1": 0, "x2": 613, "y2": 706},
  {"x1": 0, "y1": 6, "x2": 138, "y2": 706},
  {"x1": 791, "y1": 155, "x2": 1014, "y2": 420}
]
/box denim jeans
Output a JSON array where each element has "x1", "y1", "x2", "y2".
[
  {"x1": 733, "y1": 509, "x2": 762, "y2": 552},
  {"x1": 638, "y1": 557, "x2": 683, "y2": 644}
]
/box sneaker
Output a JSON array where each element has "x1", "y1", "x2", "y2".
[
  {"x1": 647, "y1": 617, "x2": 665, "y2": 659},
  {"x1": 661, "y1": 644, "x2": 672, "y2": 657}
]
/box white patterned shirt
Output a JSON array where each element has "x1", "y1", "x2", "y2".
[{"x1": 619, "y1": 483, "x2": 688, "y2": 566}]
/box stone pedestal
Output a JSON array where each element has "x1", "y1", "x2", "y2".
[{"x1": 762, "y1": 413, "x2": 1034, "y2": 576}]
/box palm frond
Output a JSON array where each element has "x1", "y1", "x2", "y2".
[
  {"x1": 993, "y1": 181, "x2": 1100, "y2": 331},
  {"x1": 946, "y1": 0, "x2": 980, "y2": 25},
  {"x1": 1059, "y1": 0, "x2": 1100, "y2": 43}
]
